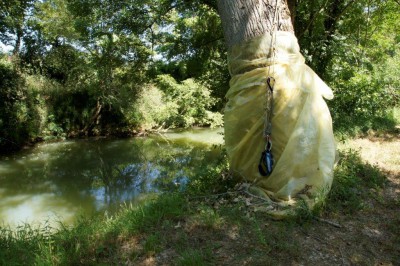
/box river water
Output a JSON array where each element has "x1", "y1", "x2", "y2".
[{"x1": 0, "y1": 128, "x2": 224, "y2": 228}]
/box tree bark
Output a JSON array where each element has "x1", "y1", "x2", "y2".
[
  {"x1": 13, "y1": 28, "x2": 23, "y2": 56},
  {"x1": 286, "y1": 0, "x2": 296, "y2": 26},
  {"x1": 217, "y1": 0, "x2": 294, "y2": 49}
]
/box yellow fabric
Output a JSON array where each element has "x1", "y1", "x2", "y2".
[{"x1": 224, "y1": 31, "x2": 336, "y2": 212}]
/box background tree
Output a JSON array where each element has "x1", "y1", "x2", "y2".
[
  {"x1": 0, "y1": 0, "x2": 34, "y2": 56},
  {"x1": 294, "y1": 0, "x2": 400, "y2": 131},
  {"x1": 0, "y1": 0, "x2": 398, "y2": 153},
  {"x1": 217, "y1": 0, "x2": 293, "y2": 49}
]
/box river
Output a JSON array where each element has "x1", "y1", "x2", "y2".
[{"x1": 0, "y1": 128, "x2": 224, "y2": 228}]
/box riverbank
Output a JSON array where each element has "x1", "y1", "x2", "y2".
[
  {"x1": 0, "y1": 57, "x2": 224, "y2": 155},
  {"x1": 1, "y1": 129, "x2": 399, "y2": 264}
]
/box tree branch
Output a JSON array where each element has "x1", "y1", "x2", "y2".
[
  {"x1": 333, "y1": 0, "x2": 357, "y2": 23},
  {"x1": 297, "y1": 0, "x2": 329, "y2": 38}
]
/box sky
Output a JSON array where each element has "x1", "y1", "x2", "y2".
[{"x1": 0, "y1": 42, "x2": 13, "y2": 53}]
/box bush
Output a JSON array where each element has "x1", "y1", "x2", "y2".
[
  {"x1": 155, "y1": 74, "x2": 223, "y2": 128},
  {"x1": 0, "y1": 57, "x2": 44, "y2": 152},
  {"x1": 133, "y1": 84, "x2": 178, "y2": 130},
  {"x1": 328, "y1": 67, "x2": 399, "y2": 134},
  {"x1": 129, "y1": 75, "x2": 223, "y2": 130}
]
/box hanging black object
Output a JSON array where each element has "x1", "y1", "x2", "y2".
[
  {"x1": 258, "y1": 137, "x2": 274, "y2": 176},
  {"x1": 258, "y1": 77, "x2": 275, "y2": 177}
]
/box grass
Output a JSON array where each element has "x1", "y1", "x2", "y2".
[
  {"x1": 143, "y1": 233, "x2": 162, "y2": 256},
  {"x1": 177, "y1": 249, "x2": 212, "y2": 266},
  {"x1": 333, "y1": 107, "x2": 400, "y2": 138},
  {"x1": 1, "y1": 148, "x2": 389, "y2": 265},
  {"x1": 1, "y1": 111, "x2": 399, "y2": 265},
  {"x1": 0, "y1": 150, "x2": 394, "y2": 264},
  {"x1": 322, "y1": 149, "x2": 387, "y2": 215}
]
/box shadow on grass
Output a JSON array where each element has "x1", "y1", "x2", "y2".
[
  {"x1": 313, "y1": 149, "x2": 390, "y2": 217},
  {"x1": 333, "y1": 108, "x2": 399, "y2": 139},
  {"x1": 0, "y1": 145, "x2": 396, "y2": 265}
]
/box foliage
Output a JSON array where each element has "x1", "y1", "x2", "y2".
[
  {"x1": 185, "y1": 148, "x2": 233, "y2": 196},
  {"x1": 0, "y1": 57, "x2": 42, "y2": 151},
  {"x1": 42, "y1": 44, "x2": 84, "y2": 83},
  {"x1": 295, "y1": 0, "x2": 400, "y2": 134},
  {"x1": 0, "y1": 0, "x2": 399, "y2": 150},
  {"x1": 131, "y1": 75, "x2": 223, "y2": 130},
  {"x1": 154, "y1": 1, "x2": 229, "y2": 110},
  {"x1": 0, "y1": 0, "x2": 34, "y2": 55},
  {"x1": 329, "y1": 69, "x2": 399, "y2": 134},
  {"x1": 131, "y1": 84, "x2": 171, "y2": 129},
  {"x1": 0, "y1": 0, "x2": 229, "y2": 151},
  {"x1": 155, "y1": 74, "x2": 223, "y2": 128}
]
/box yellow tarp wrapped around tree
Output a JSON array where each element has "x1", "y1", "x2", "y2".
[{"x1": 224, "y1": 31, "x2": 337, "y2": 215}]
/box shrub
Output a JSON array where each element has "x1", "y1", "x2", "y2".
[
  {"x1": 0, "y1": 57, "x2": 43, "y2": 152},
  {"x1": 328, "y1": 68, "x2": 399, "y2": 134},
  {"x1": 155, "y1": 74, "x2": 223, "y2": 128}
]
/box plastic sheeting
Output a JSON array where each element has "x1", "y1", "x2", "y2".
[{"x1": 224, "y1": 31, "x2": 336, "y2": 214}]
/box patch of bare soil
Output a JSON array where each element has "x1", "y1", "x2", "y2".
[{"x1": 297, "y1": 197, "x2": 400, "y2": 265}]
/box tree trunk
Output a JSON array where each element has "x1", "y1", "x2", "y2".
[
  {"x1": 286, "y1": 0, "x2": 296, "y2": 26},
  {"x1": 13, "y1": 28, "x2": 23, "y2": 56},
  {"x1": 217, "y1": 0, "x2": 294, "y2": 49},
  {"x1": 216, "y1": 0, "x2": 336, "y2": 212}
]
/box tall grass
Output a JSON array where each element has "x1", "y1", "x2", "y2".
[{"x1": 0, "y1": 193, "x2": 187, "y2": 265}]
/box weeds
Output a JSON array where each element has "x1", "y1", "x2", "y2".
[
  {"x1": 252, "y1": 218, "x2": 268, "y2": 247},
  {"x1": 192, "y1": 206, "x2": 225, "y2": 229},
  {"x1": 116, "y1": 193, "x2": 187, "y2": 234},
  {"x1": 323, "y1": 149, "x2": 387, "y2": 215},
  {"x1": 177, "y1": 248, "x2": 212, "y2": 266},
  {"x1": 0, "y1": 223, "x2": 55, "y2": 265},
  {"x1": 185, "y1": 149, "x2": 234, "y2": 197},
  {"x1": 143, "y1": 233, "x2": 162, "y2": 256}
]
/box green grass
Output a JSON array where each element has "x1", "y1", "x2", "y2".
[
  {"x1": 0, "y1": 193, "x2": 188, "y2": 265},
  {"x1": 177, "y1": 248, "x2": 212, "y2": 266},
  {"x1": 193, "y1": 206, "x2": 225, "y2": 229},
  {"x1": 393, "y1": 106, "x2": 400, "y2": 123},
  {"x1": 143, "y1": 233, "x2": 162, "y2": 255},
  {"x1": 333, "y1": 107, "x2": 400, "y2": 138},
  {"x1": 322, "y1": 149, "x2": 387, "y2": 215},
  {"x1": 0, "y1": 137, "x2": 395, "y2": 265},
  {"x1": 0, "y1": 224, "x2": 52, "y2": 266}
]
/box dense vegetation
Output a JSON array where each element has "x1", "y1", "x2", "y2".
[
  {"x1": 1, "y1": 0, "x2": 399, "y2": 153},
  {"x1": 1, "y1": 1, "x2": 399, "y2": 264}
]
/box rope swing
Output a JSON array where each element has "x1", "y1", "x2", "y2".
[{"x1": 258, "y1": 0, "x2": 279, "y2": 177}]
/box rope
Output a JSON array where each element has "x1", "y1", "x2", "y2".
[
  {"x1": 267, "y1": 0, "x2": 280, "y2": 76},
  {"x1": 259, "y1": 0, "x2": 280, "y2": 177},
  {"x1": 264, "y1": 0, "x2": 279, "y2": 137}
]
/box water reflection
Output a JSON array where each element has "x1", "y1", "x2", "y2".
[{"x1": 0, "y1": 128, "x2": 223, "y2": 227}]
